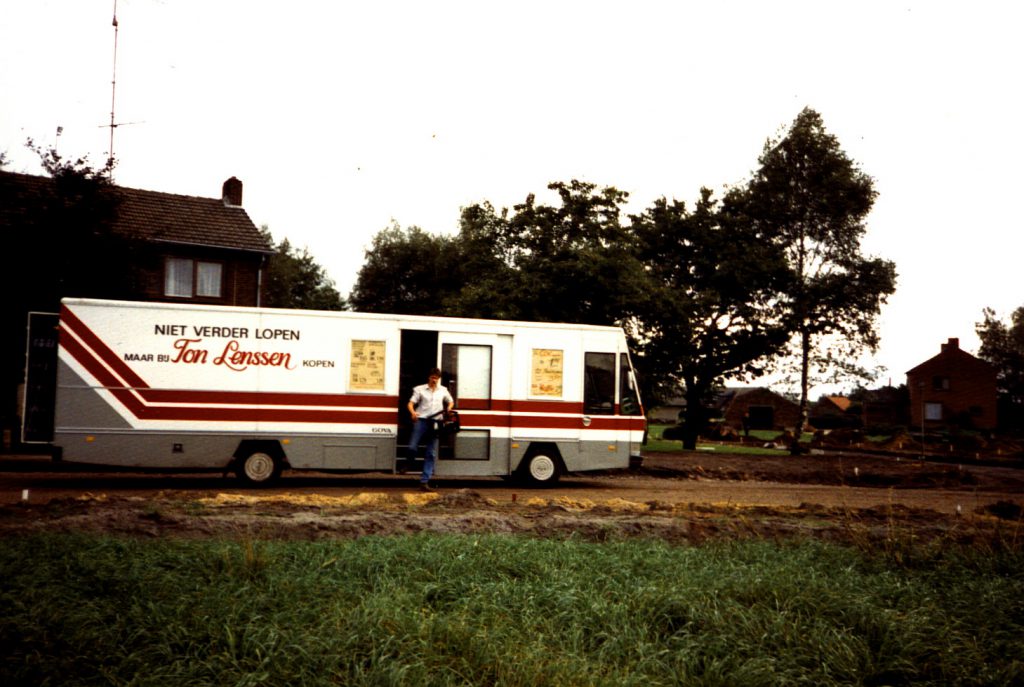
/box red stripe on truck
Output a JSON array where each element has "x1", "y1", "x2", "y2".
[{"x1": 59, "y1": 305, "x2": 645, "y2": 431}]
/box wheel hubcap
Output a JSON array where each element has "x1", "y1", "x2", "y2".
[
  {"x1": 529, "y1": 455, "x2": 556, "y2": 481},
  {"x1": 244, "y1": 453, "x2": 275, "y2": 482}
]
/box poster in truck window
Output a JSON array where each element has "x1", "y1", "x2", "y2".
[
  {"x1": 530, "y1": 348, "x2": 563, "y2": 397},
  {"x1": 350, "y1": 340, "x2": 386, "y2": 390}
]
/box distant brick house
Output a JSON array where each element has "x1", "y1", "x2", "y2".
[
  {"x1": 648, "y1": 387, "x2": 801, "y2": 432},
  {"x1": 716, "y1": 387, "x2": 801, "y2": 431},
  {"x1": 815, "y1": 396, "x2": 852, "y2": 416},
  {"x1": 808, "y1": 395, "x2": 853, "y2": 428},
  {"x1": 906, "y1": 337, "x2": 998, "y2": 431},
  {"x1": 648, "y1": 396, "x2": 686, "y2": 424},
  {"x1": 0, "y1": 171, "x2": 273, "y2": 306},
  {"x1": 857, "y1": 385, "x2": 910, "y2": 429}
]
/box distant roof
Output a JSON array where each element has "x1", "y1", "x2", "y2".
[
  {"x1": 822, "y1": 395, "x2": 852, "y2": 411},
  {"x1": 906, "y1": 337, "x2": 991, "y2": 376},
  {"x1": 0, "y1": 170, "x2": 273, "y2": 254},
  {"x1": 116, "y1": 184, "x2": 272, "y2": 253}
]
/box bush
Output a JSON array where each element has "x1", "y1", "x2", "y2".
[{"x1": 661, "y1": 425, "x2": 685, "y2": 441}]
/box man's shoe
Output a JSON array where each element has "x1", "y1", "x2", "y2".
[{"x1": 420, "y1": 482, "x2": 434, "y2": 492}]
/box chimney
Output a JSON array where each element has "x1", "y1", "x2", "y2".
[
  {"x1": 941, "y1": 337, "x2": 960, "y2": 352},
  {"x1": 222, "y1": 177, "x2": 243, "y2": 207}
]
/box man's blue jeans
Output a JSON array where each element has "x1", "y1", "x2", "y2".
[{"x1": 407, "y1": 418, "x2": 439, "y2": 483}]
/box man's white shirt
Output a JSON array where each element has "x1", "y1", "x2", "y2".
[{"x1": 409, "y1": 384, "x2": 453, "y2": 418}]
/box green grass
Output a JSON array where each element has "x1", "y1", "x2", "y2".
[
  {"x1": 646, "y1": 424, "x2": 801, "y2": 455},
  {"x1": 2, "y1": 533, "x2": 1022, "y2": 686}
]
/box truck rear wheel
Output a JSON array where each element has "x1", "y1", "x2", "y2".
[
  {"x1": 236, "y1": 450, "x2": 281, "y2": 486},
  {"x1": 520, "y1": 451, "x2": 560, "y2": 486}
]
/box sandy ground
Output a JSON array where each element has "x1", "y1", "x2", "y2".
[{"x1": 1, "y1": 450, "x2": 1022, "y2": 545}]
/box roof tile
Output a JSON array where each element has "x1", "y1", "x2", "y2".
[{"x1": 0, "y1": 171, "x2": 273, "y2": 254}]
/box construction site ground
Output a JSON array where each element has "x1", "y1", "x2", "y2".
[{"x1": 1, "y1": 449, "x2": 1022, "y2": 545}]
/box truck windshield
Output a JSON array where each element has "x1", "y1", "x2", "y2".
[{"x1": 619, "y1": 353, "x2": 642, "y2": 416}]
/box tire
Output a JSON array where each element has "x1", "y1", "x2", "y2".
[
  {"x1": 521, "y1": 452, "x2": 560, "y2": 486},
  {"x1": 236, "y1": 450, "x2": 281, "y2": 486}
]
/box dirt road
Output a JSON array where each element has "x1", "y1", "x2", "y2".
[{"x1": 1, "y1": 450, "x2": 1021, "y2": 544}]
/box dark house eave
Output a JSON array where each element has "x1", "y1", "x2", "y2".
[{"x1": 148, "y1": 238, "x2": 275, "y2": 255}]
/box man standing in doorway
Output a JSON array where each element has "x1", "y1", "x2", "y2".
[{"x1": 407, "y1": 367, "x2": 454, "y2": 491}]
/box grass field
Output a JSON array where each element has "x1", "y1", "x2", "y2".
[
  {"x1": 2, "y1": 533, "x2": 1022, "y2": 686},
  {"x1": 645, "y1": 424, "x2": 804, "y2": 455}
]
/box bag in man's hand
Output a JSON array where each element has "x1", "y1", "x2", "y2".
[{"x1": 439, "y1": 410, "x2": 460, "y2": 436}]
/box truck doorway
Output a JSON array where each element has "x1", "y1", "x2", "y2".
[{"x1": 397, "y1": 330, "x2": 439, "y2": 466}]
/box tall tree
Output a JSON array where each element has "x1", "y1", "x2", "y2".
[
  {"x1": 14, "y1": 141, "x2": 137, "y2": 308},
  {"x1": 444, "y1": 201, "x2": 521, "y2": 319},
  {"x1": 452, "y1": 180, "x2": 646, "y2": 325},
  {"x1": 507, "y1": 180, "x2": 645, "y2": 325},
  {"x1": 734, "y1": 108, "x2": 897, "y2": 453},
  {"x1": 977, "y1": 306, "x2": 1024, "y2": 432},
  {"x1": 348, "y1": 222, "x2": 462, "y2": 315},
  {"x1": 350, "y1": 181, "x2": 646, "y2": 326},
  {"x1": 632, "y1": 188, "x2": 790, "y2": 448},
  {"x1": 260, "y1": 227, "x2": 345, "y2": 311}
]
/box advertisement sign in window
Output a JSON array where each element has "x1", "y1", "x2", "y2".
[
  {"x1": 531, "y1": 348, "x2": 563, "y2": 397},
  {"x1": 350, "y1": 340, "x2": 386, "y2": 390}
]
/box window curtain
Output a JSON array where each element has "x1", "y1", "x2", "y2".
[
  {"x1": 165, "y1": 258, "x2": 193, "y2": 297},
  {"x1": 196, "y1": 262, "x2": 222, "y2": 297}
]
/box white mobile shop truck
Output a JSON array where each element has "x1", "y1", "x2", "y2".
[{"x1": 24, "y1": 298, "x2": 645, "y2": 485}]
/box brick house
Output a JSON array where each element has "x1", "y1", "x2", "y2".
[
  {"x1": 815, "y1": 395, "x2": 852, "y2": 416},
  {"x1": 116, "y1": 175, "x2": 274, "y2": 305},
  {"x1": 648, "y1": 395, "x2": 686, "y2": 424},
  {"x1": 857, "y1": 385, "x2": 910, "y2": 430},
  {"x1": 808, "y1": 395, "x2": 856, "y2": 428},
  {"x1": 716, "y1": 387, "x2": 801, "y2": 431},
  {"x1": 0, "y1": 171, "x2": 273, "y2": 306},
  {"x1": 906, "y1": 337, "x2": 998, "y2": 431}
]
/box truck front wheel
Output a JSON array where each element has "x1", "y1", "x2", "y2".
[{"x1": 236, "y1": 450, "x2": 281, "y2": 486}]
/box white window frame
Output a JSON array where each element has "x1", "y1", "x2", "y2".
[
  {"x1": 164, "y1": 257, "x2": 224, "y2": 299},
  {"x1": 196, "y1": 261, "x2": 223, "y2": 297},
  {"x1": 164, "y1": 258, "x2": 194, "y2": 298}
]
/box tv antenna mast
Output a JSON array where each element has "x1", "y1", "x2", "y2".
[{"x1": 102, "y1": 0, "x2": 143, "y2": 167}]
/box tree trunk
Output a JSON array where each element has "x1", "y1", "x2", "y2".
[
  {"x1": 790, "y1": 330, "x2": 811, "y2": 455},
  {"x1": 682, "y1": 382, "x2": 705, "y2": 451}
]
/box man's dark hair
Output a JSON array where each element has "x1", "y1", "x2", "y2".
[{"x1": 429, "y1": 367, "x2": 442, "y2": 378}]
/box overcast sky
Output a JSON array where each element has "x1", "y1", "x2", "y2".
[{"x1": 2, "y1": 0, "x2": 1021, "y2": 395}]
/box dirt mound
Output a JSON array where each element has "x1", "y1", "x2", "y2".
[
  {"x1": 638, "y1": 451, "x2": 1024, "y2": 490},
  {"x1": 1, "y1": 450, "x2": 1022, "y2": 547},
  {"x1": 0, "y1": 488, "x2": 1017, "y2": 549},
  {"x1": 424, "y1": 488, "x2": 497, "y2": 508}
]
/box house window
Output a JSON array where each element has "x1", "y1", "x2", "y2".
[
  {"x1": 164, "y1": 258, "x2": 223, "y2": 298},
  {"x1": 196, "y1": 262, "x2": 223, "y2": 297},
  {"x1": 924, "y1": 402, "x2": 943, "y2": 421},
  {"x1": 165, "y1": 258, "x2": 193, "y2": 297},
  {"x1": 932, "y1": 376, "x2": 950, "y2": 390}
]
